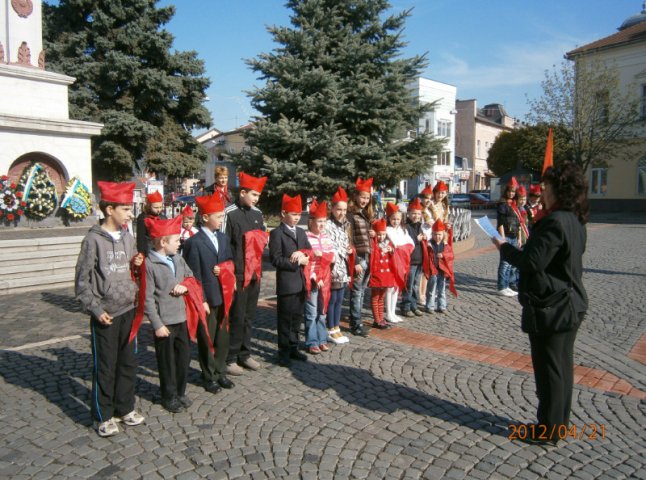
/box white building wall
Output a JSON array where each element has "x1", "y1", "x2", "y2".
[{"x1": 2, "y1": 0, "x2": 43, "y2": 65}]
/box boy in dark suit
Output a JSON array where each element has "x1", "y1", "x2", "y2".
[
  {"x1": 221, "y1": 172, "x2": 268, "y2": 375},
  {"x1": 269, "y1": 194, "x2": 312, "y2": 367},
  {"x1": 183, "y1": 193, "x2": 235, "y2": 393}
]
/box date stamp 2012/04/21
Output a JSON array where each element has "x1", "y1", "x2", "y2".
[{"x1": 508, "y1": 423, "x2": 606, "y2": 441}]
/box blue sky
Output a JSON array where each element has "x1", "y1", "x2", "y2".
[{"x1": 157, "y1": 0, "x2": 641, "y2": 133}]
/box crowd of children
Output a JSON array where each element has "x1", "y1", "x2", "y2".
[{"x1": 76, "y1": 174, "x2": 465, "y2": 437}]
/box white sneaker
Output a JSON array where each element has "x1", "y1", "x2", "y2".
[
  {"x1": 115, "y1": 410, "x2": 145, "y2": 426},
  {"x1": 337, "y1": 335, "x2": 349, "y2": 344},
  {"x1": 391, "y1": 316, "x2": 404, "y2": 323},
  {"x1": 498, "y1": 288, "x2": 516, "y2": 297},
  {"x1": 96, "y1": 418, "x2": 119, "y2": 437}
]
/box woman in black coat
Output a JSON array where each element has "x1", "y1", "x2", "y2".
[{"x1": 493, "y1": 163, "x2": 589, "y2": 445}]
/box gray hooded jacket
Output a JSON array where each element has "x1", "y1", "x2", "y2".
[{"x1": 75, "y1": 225, "x2": 138, "y2": 318}]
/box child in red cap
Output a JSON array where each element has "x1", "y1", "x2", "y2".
[
  {"x1": 424, "y1": 219, "x2": 457, "y2": 313},
  {"x1": 368, "y1": 218, "x2": 394, "y2": 329},
  {"x1": 75, "y1": 181, "x2": 145, "y2": 437},
  {"x1": 144, "y1": 215, "x2": 194, "y2": 413},
  {"x1": 136, "y1": 190, "x2": 166, "y2": 254},
  {"x1": 179, "y1": 204, "x2": 198, "y2": 253},
  {"x1": 269, "y1": 194, "x2": 312, "y2": 366},
  {"x1": 385, "y1": 202, "x2": 413, "y2": 323}
]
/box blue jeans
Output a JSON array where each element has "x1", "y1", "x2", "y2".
[
  {"x1": 326, "y1": 286, "x2": 346, "y2": 329},
  {"x1": 349, "y1": 257, "x2": 370, "y2": 329},
  {"x1": 425, "y1": 274, "x2": 447, "y2": 311},
  {"x1": 401, "y1": 264, "x2": 423, "y2": 313},
  {"x1": 497, "y1": 237, "x2": 519, "y2": 290},
  {"x1": 304, "y1": 287, "x2": 329, "y2": 347}
]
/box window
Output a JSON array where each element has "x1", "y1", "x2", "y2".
[
  {"x1": 641, "y1": 84, "x2": 646, "y2": 120},
  {"x1": 436, "y1": 121, "x2": 452, "y2": 137},
  {"x1": 438, "y1": 151, "x2": 451, "y2": 166},
  {"x1": 477, "y1": 140, "x2": 481, "y2": 157},
  {"x1": 638, "y1": 158, "x2": 646, "y2": 194},
  {"x1": 425, "y1": 119, "x2": 431, "y2": 132},
  {"x1": 590, "y1": 168, "x2": 608, "y2": 195},
  {"x1": 595, "y1": 90, "x2": 609, "y2": 124}
]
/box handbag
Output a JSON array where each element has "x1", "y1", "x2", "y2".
[{"x1": 519, "y1": 287, "x2": 577, "y2": 335}]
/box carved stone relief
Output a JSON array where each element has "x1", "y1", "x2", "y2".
[
  {"x1": 12, "y1": 0, "x2": 34, "y2": 18},
  {"x1": 38, "y1": 50, "x2": 45, "y2": 69},
  {"x1": 17, "y1": 41, "x2": 31, "y2": 66}
]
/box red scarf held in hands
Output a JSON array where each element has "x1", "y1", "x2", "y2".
[
  {"x1": 129, "y1": 256, "x2": 146, "y2": 343},
  {"x1": 348, "y1": 246, "x2": 356, "y2": 289},
  {"x1": 181, "y1": 277, "x2": 214, "y2": 353},
  {"x1": 428, "y1": 243, "x2": 458, "y2": 297},
  {"x1": 217, "y1": 260, "x2": 236, "y2": 331},
  {"x1": 243, "y1": 230, "x2": 269, "y2": 288},
  {"x1": 316, "y1": 251, "x2": 335, "y2": 314},
  {"x1": 392, "y1": 244, "x2": 414, "y2": 291}
]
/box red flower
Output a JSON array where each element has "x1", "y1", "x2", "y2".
[
  {"x1": 7, "y1": 213, "x2": 14, "y2": 221},
  {"x1": 16, "y1": 191, "x2": 23, "y2": 198},
  {"x1": 21, "y1": 201, "x2": 26, "y2": 207},
  {"x1": 17, "y1": 209, "x2": 24, "y2": 215},
  {"x1": 0, "y1": 211, "x2": 3, "y2": 217},
  {"x1": 10, "y1": 183, "x2": 16, "y2": 189},
  {"x1": 1, "y1": 175, "x2": 7, "y2": 181}
]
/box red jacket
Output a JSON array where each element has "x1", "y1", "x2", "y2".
[
  {"x1": 428, "y1": 240, "x2": 457, "y2": 297},
  {"x1": 368, "y1": 238, "x2": 395, "y2": 288}
]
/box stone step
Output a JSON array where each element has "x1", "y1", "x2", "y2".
[
  {"x1": 0, "y1": 246, "x2": 81, "y2": 263},
  {"x1": 0, "y1": 273, "x2": 74, "y2": 295},
  {"x1": 0, "y1": 236, "x2": 84, "y2": 253},
  {"x1": 0, "y1": 260, "x2": 77, "y2": 277}
]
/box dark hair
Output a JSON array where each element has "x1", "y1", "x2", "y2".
[
  {"x1": 98, "y1": 200, "x2": 126, "y2": 216},
  {"x1": 543, "y1": 163, "x2": 589, "y2": 225},
  {"x1": 499, "y1": 185, "x2": 516, "y2": 203}
]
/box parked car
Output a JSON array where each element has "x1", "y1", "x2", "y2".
[
  {"x1": 449, "y1": 193, "x2": 471, "y2": 207},
  {"x1": 468, "y1": 192, "x2": 495, "y2": 208}
]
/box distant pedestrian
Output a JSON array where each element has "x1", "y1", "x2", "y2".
[
  {"x1": 496, "y1": 178, "x2": 520, "y2": 296},
  {"x1": 136, "y1": 191, "x2": 166, "y2": 255},
  {"x1": 75, "y1": 181, "x2": 145, "y2": 437}
]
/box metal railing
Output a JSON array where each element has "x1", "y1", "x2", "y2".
[{"x1": 449, "y1": 207, "x2": 471, "y2": 242}]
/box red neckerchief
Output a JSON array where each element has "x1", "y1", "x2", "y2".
[
  {"x1": 243, "y1": 230, "x2": 269, "y2": 288},
  {"x1": 181, "y1": 277, "x2": 213, "y2": 353},
  {"x1": 217, "y1": 260, "x2": 236, "y2": 331},
  {"x1": 129, "y1": 256, "x2": 146, "y2": 343},
  {"x1": 216, "y1": 186, "x2": 231, "y2": 204}
]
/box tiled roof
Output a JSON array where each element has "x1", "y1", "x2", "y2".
[{"x1": 566, "y1": 21, "x2": 646, "y2": 58}]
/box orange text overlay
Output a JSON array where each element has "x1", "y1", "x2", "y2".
[{"x1": 508, "y1": 423, "x2": 606, "y2": 441}]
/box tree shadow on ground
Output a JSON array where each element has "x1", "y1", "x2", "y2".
[
  {"x1": 583, "y1": 268, "x2": 646, "y2": 278},
  {"x1": 250, "y1": 304, "x2": 511, "y2": 438},
  {"x1": 40, "y1": 290, "x2": 83, "y2": 313}
]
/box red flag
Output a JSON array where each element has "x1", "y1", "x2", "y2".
[
  {"x1": 298, "y1": 248, "x2": 314, "y2": 298},
  {"x1": 217, "y1": 260, "x2": 236, "y2": 330},
  {"x1": 542, "y1": 128, "x2": 554, "y2": 175},
  {"x1": 348, "y1": 246, "x2": 356, "y2": 289},
  {"x1": 129, "y1": 257, "x2": 147, "y2": 343},
  {"x1": 243, "y1": 230, "x2": 269, "y2": 288},
  {"x1": 181, "y1": 277, "x2": 213, "y2": 352},
  {"x1": 392, "y1": 244, "x2": 414, "y2": 290}
]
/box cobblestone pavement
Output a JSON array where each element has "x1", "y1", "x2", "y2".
[{"x1": 1, "y1": 218, "x2": 645, "y2": 479}]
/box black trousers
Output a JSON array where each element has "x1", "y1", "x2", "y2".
[
  {"x1": 154, "y1": 322, "x2": 190, "y2": 402},
  {"x1": 227, "y1": 277, "x2": 260, "y2": 364},
  {"x1": 277, "y1": 291, "x2": 306, "y2": 352},
  {"x1": 196, "y1": 305, "x2": 230, "y2": 382},
  {"x1": 529, "y1": 319, "x2": 581, "y2": 433},
  {"x1": 90, "y1": 309, "x2": 137, "y2": 422}
]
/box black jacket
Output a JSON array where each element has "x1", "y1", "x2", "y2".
[
  {"x1": 269, "y1": 223, "x2": 312, "y2": 296},
  {"x1": 501, "y1": 210, "x2": 588, "y2": 318},
  {"x1": 136, "y1": 211, "x2": 167, "y2": 254},
  {"x1": 406, "y1": 222, "x2": 424, "y2": 265},
  {"x1": 182, "y1": 229, "x2": 233, "y2": 307},
  {"x1": 222, "y1": 202, "x2": 266, "y2": 281}
]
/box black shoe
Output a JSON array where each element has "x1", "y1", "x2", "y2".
[
  {"x1": 350, "y1": 325, "x2": 369, "y2": 337},
  {"x1": 372, "y1": 322, "x2": 390, "y2": 330},
  {"x1": 277, "y1": 352, "x2": 291, "y2": 367},
  {"x1": 217, "y1": 376, "x2": 235, "y2": 389},
  {"x1": 162, "y1": 397, "x2": 184, "y2": 413},
  {"x1": 204, "y1": 381, "x2": 222, "y2": 394},
  {"x1": 289, "y1": 350, "x2": 308, "y2": 362},
  {"x1": 178, "y1": 395, "x2": 192, "y2": 408}
]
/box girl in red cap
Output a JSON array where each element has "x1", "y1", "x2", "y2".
[
  {"x1": 368, "y1": 218, "x2": 394, "y2": 329},
  {"x1": 347, "y1": 177, "x2": 375, "y2": 337},
  {"x1": 385, "y1": 202, "x2": 413, "y2": 323},
  {"x1": 424, "y1": 218, "x2": 457, "y2": 313},
  {"x1": 515, "y1": 186, "x2": 530, "y2": 246},
  {"x1": 304, "y1": 200, "x2": 335, "y2": 354},
  {"x1": 179, "y1": 204, "x2": 198, "y2": 253},
  {"x1": 325, "y1": 187, "x2": 352, "y2": 345}
]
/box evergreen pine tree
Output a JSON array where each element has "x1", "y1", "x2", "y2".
[
  {"x1": 43, "y1": 0, "x2": 212, "y2": 180},
  {"x1": 240, "y1": 0, "x2": 444, "y2": 204}
]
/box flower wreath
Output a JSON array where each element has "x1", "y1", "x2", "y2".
[
  {"x1": 18, "y1": 163, "x2": 58, "y2": 220},
  {"x1": 0, "y1": 175, "x2": 26, "y2": 223},
  {"x1": 60, "y1": 177, "x2": 92, "y2": 220}
]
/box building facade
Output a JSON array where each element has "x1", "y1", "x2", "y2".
[
  {"x1": 565, "y1": 5, "x2": 646, "y2": 212},
  {"x1": 404, "y1": 77, "x2": 457, "y2": 197},
  {"x1": 455, "y1": 100, "x2": 519, "y2": 192},
  {"x1": 197, "y1": 124, "x2": 253, "y2": 192}
]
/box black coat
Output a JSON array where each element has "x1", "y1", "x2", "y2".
[
  {"x1": 136, "y1": 211, "x2": 167, "y2": 254},
  {"x1": 182, "y1": 229, "x2": 233, "y2": 307},
  {"x1": 222, "y1": 202, "x2": 266, "y2": 282},
  {"x1": 269, "y1": 223, "x2": 312, "y2": 296},
  {"x1": 501, "y1": 210, "x2": 588, "y2": 320}
]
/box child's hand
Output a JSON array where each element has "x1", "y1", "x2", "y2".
[
  {"x1": 437, "y1": 253, "x2": 443, "y2": 258},
  {"x1": 98, "y1": 312, "x2": 113, "y2": 325},
  {"x1": 299, "y1": 255, "x2": 309, "y2": 266},
  {"x1": 417, "y1": 233, "x2": 425, "y2": 241},
  {"x1": 314, "y1": 250, "x2": 322, "y2": 257},
  {"x1": 203, "y1": 302, "x2": 210, "y2": 314},
  {"x1": 317, "y1": 279, "x2": 324, "y2": 289},
  {"x1": 355, "y1": 264, "x2": 364, "y2": 275},
  {"x1": 290, "y1": 251, "x2": 305, "y2": 263},
  {"x1": 133, "y1": 253, "x2": 144, "y2": 267},
  {"x1": 368, "y1": 229, "x2": 376, "y2": 238},
  {"x1": 212, "y1": 265, "x2": 221, "y2": 276},
  {"x1": 172, "y1": 284, "x2": 188, "y2": 296},
  {"x1": 155, "y1": 326, "x2": 170, "y2": 337}
]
